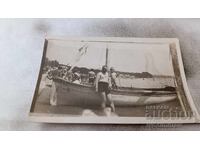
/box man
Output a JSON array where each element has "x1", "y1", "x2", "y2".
[
  {"x1": 47, "y1": 66, "x2": 63, "y2": 80},
  {"x1": 88, "y1": 69, "x2": 96, "y2": 84},
  {"x1": 110, "y1": 67, "x2": 118, "y2": 89},
  {"x1": 95, "y1": 65, "x2": 115, "y2": 113}
]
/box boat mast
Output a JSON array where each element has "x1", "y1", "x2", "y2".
[{"x1": 105, "y1": 45, "x2": 109, "y2": 68}]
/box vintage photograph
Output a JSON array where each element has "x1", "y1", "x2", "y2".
[{"x1": 29, "y1": 37, "x2": 198, "y2": 123}]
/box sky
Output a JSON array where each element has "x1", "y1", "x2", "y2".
[{"x1": 46, "y1": 39, "x2": 174, "y2": 76}]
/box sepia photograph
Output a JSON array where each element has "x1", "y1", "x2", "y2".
[
  {"x1": 29, "y1": 37, "x2": 198, "y2": 123},
  {"x1": 1, "y1": 1, "x2": 200, "y2": 149}
]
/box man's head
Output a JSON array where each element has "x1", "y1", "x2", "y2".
[
  {"x1": 58, "y1": 66, "x2": 62, "y2": 70},
  {"x1": 110, "y1": 67, "x2": 115, "y2": 72},
  {"x1": 102, "y1": 65, "x2": 108, "y2": 73}
]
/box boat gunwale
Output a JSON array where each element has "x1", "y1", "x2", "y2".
[{"x1": 53, "y1": 77, "x2": 177, "y2": 96}]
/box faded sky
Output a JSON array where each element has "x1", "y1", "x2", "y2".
[{"x1": 46, "y1": 39, "x2": 174, "y2": 76}]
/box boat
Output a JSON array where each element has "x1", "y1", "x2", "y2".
[{"x1": 49, "y1": 43, "x2": 177, "y2": 106}]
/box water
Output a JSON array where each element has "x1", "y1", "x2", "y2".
[{"x1": 117, "y1": 77, "x2": 175, "y2": 89}]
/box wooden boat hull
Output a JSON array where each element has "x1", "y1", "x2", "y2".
[{"x1": 51, "y1": 78, "x2": 177, "y2": 106}]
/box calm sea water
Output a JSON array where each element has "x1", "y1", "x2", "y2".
[{"x1": 117, "y1": 77, "x2": 175, "y2": 88}]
